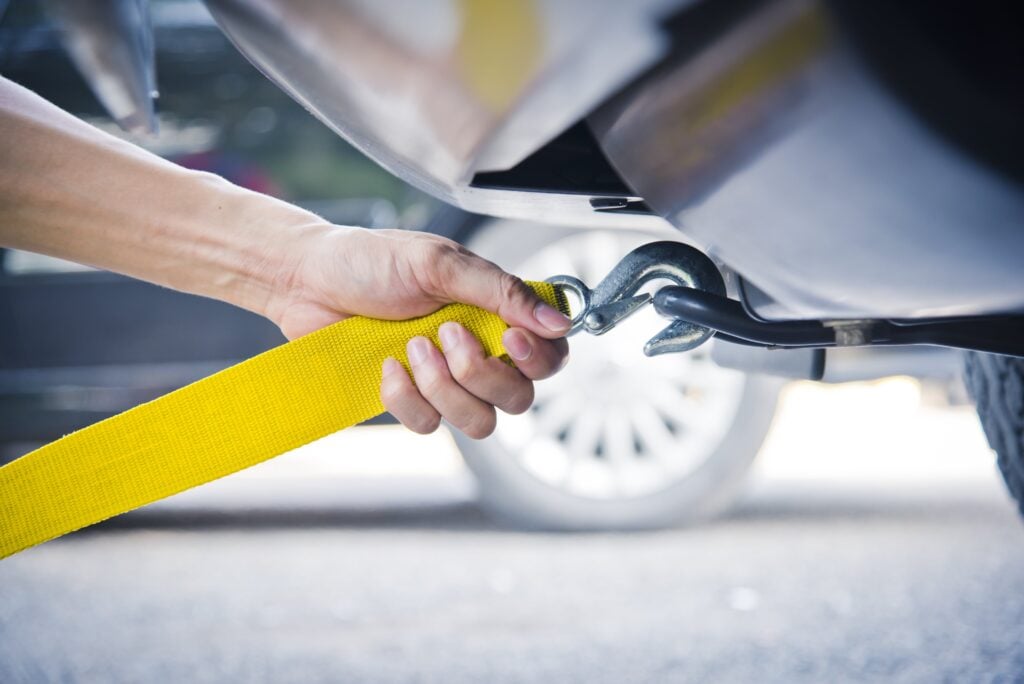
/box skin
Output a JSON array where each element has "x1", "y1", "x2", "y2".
[{"x1": 0, "y1": 76, "x2": 570, "y2": 439}]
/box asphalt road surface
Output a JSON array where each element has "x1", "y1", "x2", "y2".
[{"x1": 2, "y1": 380, "x2": 1023, "y2": 683}]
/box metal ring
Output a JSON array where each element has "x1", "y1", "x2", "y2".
[{"x1": 545, "y1": 275, "x2": 591, "y2": 335}]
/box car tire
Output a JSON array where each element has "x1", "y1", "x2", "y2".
[
  {"x1": 452, "y1": 220, "x2": 781, "y2": 530},
  {"x1": 963, "y1": 351, "x2": 1024, "y2": 517}
]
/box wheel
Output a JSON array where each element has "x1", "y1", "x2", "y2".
[
  {"x1": 963, "y1": 351, "x2": 1024, "y2": 517},
  {"x1": 453, "y1": 221, "x2": 781, "y2": 530}
]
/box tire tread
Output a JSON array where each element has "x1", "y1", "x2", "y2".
[{"x1": 964, "y1": 352, "x2": 1024, "y2": 517}]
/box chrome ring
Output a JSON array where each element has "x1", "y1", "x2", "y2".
[{"x1": 545, "y1": 275, "x2": 591, "y2": 336}]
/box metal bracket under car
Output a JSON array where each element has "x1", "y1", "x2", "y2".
[{"x1": 551, "y1": 241, "x2": 1024, "y2": 364}]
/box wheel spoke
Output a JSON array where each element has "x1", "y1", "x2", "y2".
[
  {"x1": 566, "y1": 409, "x2": 604, "y2": 464},
  {"x1": 630, "y1": 403, "x2": 676, "y2": 460},
  {"x1": 561, "y1": 409, "x2": 609, "y2": 494},
  {"x1": 603, "y1": 412, "x2": 635, "y2": 467},
  {"x1": 532, "y1": 391, "x2": 581, "y2": 439},
  {"x1": 647, "y1": 383, "x2": 701, "y2": 433}
]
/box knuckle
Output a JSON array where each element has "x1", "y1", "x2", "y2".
[
  {"x1": 422, "y1": 239, "x2": 462, "y2": 272},
  {"x1": 414, "y1": 369, "x2": 447, "y2": 397},
  {"x1": 461, "y1": 409, "x2": 497, "y2": 440},
  {"x1": 503, "y1": 383, "x2": 535, "y2": 415},
  {"x1": 380, "y1": 377, "x2": 409, "y2": 406},
  {"x1": 409, "y1": 413, "x2": 441, "y2": 435},
  {"x1": 424, "y1": 240, "x2": 455, "y2": 263},
  {"x1": 413, "y1": 240, "x2": 461, "y2": 294},
  {"x1": 446, "y1": 352, "x2": 479, "y2": 386},
  {"x1": 529, "y1": 341, "x2": 570, "y2": 380},
  {"x1": 495, "y1": 272, "x2": 530, "y2": 308}
]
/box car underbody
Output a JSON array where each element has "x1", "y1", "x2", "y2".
[{"x1": 194, "y1": 0, "x2": 1024, "y2": 331}]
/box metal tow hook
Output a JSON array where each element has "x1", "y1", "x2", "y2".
[{"x1": 547, "y1": 241, "x2": 726, "y2": 356}]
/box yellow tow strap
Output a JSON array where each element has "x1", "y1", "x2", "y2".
[{"x1": 0, "y1": 282, "x2": 568, "y2": 559}]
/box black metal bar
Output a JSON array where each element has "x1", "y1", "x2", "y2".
[
  {"x1": 654, "y1": 286, "x2": 1024, "y2": 358},
  {"x1": 654, "y1": 287, "x2": 834, "y2": 346}
]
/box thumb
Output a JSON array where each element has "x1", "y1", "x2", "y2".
[{"x1": 436, "y1": 249, "x2": 571, "y2": 339}]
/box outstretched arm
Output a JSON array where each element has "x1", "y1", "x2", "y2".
[{"x1": 0, "y1": 76, "x2": 569, "y2": 438}]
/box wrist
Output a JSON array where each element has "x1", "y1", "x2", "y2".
[
  {"x1": 218, "y1": 185, "x2": 333, "y2": 321},
  {"x1": 240, "y1": 197, "x2": 361, "y2": 330}
]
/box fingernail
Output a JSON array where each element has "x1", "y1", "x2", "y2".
[
  {"x1": 382, "y1": 357, "x2": 404, "y2": 377},
  {"x1": 503, "y1": 329, "x2": 532, "y2": 361},
  {"x1": 438, "y1": 322, "x2": 460, "y2": 352},
  {"x1": 407, "y1": 337, "x2": 431, "y2": 365},
  {"x1": 534, "y1": 302, "x2": 571, "y2": 333}
]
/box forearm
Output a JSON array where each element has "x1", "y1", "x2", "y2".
[{"x1": 0, "y1": 76, "x2": 326, "y2": 316}]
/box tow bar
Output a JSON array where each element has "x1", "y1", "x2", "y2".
[{"x1": 549, "y1": 241, "x2": 1024, "y2": 359}]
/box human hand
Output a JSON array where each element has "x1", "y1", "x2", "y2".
[
  {"x1": 265, "y1": 226, "x2": 570, "y2": 438},
  {"x1": 0, "y1": 78, "x2": 566, "y2": 437}
]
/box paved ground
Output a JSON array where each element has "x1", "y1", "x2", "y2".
[{"x1": 2, "y1": 380, "x2": 1024, "y2": 683}]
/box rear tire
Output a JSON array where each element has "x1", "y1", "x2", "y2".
[{"x1": 963, "y1": 352, "x2": 1024, "y2": 517}]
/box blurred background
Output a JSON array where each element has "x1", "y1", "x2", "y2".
[{"x1": 1, "y1": 1, "x2": 1023, "y2": 682}]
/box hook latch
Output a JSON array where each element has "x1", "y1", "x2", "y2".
[{"x1": 546, "y1": 241, "x2": 726, "y2": 356}]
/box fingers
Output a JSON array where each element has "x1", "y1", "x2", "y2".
[
  {"x1": 380, "y1": 357, "x2": 441, "y2": 435},
  {"x1": 501, "y1": 327, "x2": 570, "y2": 380},
  {"x1": 383, "y1": 335, "x2": 497, "y2": 439},
  {"x1": 428, "y1": 243, "x2": 571, "y2": 340},
  {"x1": 379, "y1": 323, "x2": 570, "y2": 439},
  {"x1": 439, "y1": 322, "x2": 534, "y2": 415}
]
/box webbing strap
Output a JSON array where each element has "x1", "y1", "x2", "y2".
[{"x1": 0, "y1": 282, "x2": 568, "y2": 558}]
